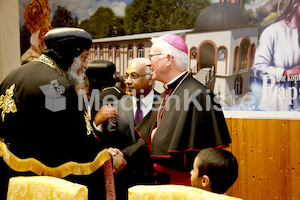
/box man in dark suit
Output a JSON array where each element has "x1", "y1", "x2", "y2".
[
  {"x1": 109, "y1": 58, "x2": 159, "y2": 146},
  {"x1": 94, "y1": 58, "x2": 158, "y2": 147},
  {"x1": 95, "y1": 58, "x2": 159, "y2": 199}
]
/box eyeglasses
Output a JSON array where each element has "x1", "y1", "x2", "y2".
[
  {"x1": 148, "y1": 53, "x2": 163, "y2": 60},
  {"x1": 124, "y1": 73, "x2": 150, "y2": 80}
]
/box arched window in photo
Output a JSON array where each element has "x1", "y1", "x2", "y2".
[
  {"x1": 239, "y1": 37, "x2": 250, "y2": 70},
  {"x1": 234, "y1": 75, "x2": 243, "y2": 95},
  {"x1": 199, "y1": 41, "x2": 217, "y2": 71},
  {"x1": 94, "y1": 46, "x2": 98, "y2": 60},
  {"x1": 250, "y1": 43, "x2": 255, "y2": 68},
  {"x1": 138, "y1": 44, "x2": 144, "y2": 58},
  {"x1": 100, "y1": 47, "x2": 103, "y2": 59},
  {"x1": 190, "y1": 47, "x2": 197, "y2": 59},
  {"x1": 128, "y1": 45, "x2": 133, "y2": 60},
  {"x1": 116, "y1": 46, "x2": 120, "y2": 58},
  {"x1": 109, "y1": 46, "x2": 112, "y2": 58},
  {"x1": 233, "y1": 46, "x2": 239, "y2": 72}
]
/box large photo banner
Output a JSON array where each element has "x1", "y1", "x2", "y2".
[
  {"x1": 247, "y1": 0, "x2": 300, "y2": 112},
  {"x1": 19, "y1": 0, "x2": 299, "y2": 113}
]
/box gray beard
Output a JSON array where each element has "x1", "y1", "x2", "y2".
[{"x1": 67, "y1": 57, "x2": 86, "y2": 90}]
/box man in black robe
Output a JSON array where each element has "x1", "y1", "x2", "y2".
[
  {"x1": 119, "y1": 34, "x2": 231, "y2": 186},
  {"x1": 0, "y1": 27, "x2": 126, "y2": 199}
]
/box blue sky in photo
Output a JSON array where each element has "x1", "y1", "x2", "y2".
[
  {"x1": 19, "y1": 0, "x2": 265, "y2": 27},
  {"x1": 19, "y1": 0, "x2": 132, "y2": 27}
]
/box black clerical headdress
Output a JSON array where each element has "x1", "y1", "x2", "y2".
[{"x1": 43, "y1": 27, "x2": 92, "y2": 71}]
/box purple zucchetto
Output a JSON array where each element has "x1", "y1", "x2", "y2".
[{"x1": 162, "y1": 34, "x2": 188, "y2": 54}]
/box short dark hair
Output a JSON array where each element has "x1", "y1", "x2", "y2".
[{"x1": 196, "y1": 148, "x2": 238, "y2": 194}]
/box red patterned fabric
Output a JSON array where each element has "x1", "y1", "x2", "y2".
[{"x1": 104, "y1": 159, "x2": 116, "y2": 200}]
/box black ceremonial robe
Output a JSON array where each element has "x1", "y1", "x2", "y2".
[
  {"x1": 123, "y1": 72, "x2": 231, "y2": 182},
  {"x1": 0, "y1": 56, "x2": 107, "y2": 199}
]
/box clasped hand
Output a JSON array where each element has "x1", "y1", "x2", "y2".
[{"x1": 108, "y1": 148, "x2": 127, "y2": 174}]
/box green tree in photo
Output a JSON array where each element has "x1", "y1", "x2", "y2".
[
  {"x1": 80, "y1": 7, "x2": 124, "y2": 38},
  {"x1": 123, "y1": 0, "x2": 211, "y2": 34},
  {"x1": 113, "y1": 17, "x2": 126, "y2": 36},
  {"x1": 123, "y1": 0, "x2": 152, "y2": 34},
  {"x1": 51, "y1": 6, "x2": 78, "y2": 27}
]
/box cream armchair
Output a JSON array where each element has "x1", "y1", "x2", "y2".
[
  {"x1": 128, "y1": 185, "x2": 242, "y2": 200},
  {"x1": 7, "y1": 176, "x2": 88, "y2": 200}
]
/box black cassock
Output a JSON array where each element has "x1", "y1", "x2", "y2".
[
  {"x1": 0, "y1": 56, "x2": 107, "y2": 199},
  {"x1": 123, "y1": 72, "x2": 231, "y2": 184}
]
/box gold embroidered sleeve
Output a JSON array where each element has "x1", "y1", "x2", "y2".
[{"x1": 0, "y1": 84, "x2": 17, "y2": 122}]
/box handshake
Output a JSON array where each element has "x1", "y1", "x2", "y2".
[{"x1": 108, "y1": 148, "x2": 127, "y2": 174}]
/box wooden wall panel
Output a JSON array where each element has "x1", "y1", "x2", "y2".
[{"x1": 224, "y1": 118, "x2": 300, "y2": 200}]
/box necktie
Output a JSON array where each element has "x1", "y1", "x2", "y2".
[{"x1": 134, "y1": 100, "x2": 143, "y2": 126}]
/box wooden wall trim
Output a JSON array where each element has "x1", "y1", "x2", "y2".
[{"x1": 225, "y1": 118, "x2": 300, "y2": 199}]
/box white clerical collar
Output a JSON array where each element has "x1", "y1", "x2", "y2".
[{"x1": 163, "y1": 71, "x2": 188, "y2": 89}]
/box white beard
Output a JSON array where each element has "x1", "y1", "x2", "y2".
[{"x1": 67, "y1": 57, "x2": 86, "y2": 91}]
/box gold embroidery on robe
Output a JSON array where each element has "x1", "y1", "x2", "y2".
[
  {"x1": 37, "y1": 54, "x2": 67, "y2": 78},
  {"x1": 0, "y1": 84, "x2": 17, "y2": 122},
  {"x1": 38, "y1": 55, "x2": 94, "y2": 137},
  {"x1": 0, "y1": 141, "x2": 110, "y2": 178},
  {"x1": 84, "y1": 113, "x2": 93, "y2": 136}
]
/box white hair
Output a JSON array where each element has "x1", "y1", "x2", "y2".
[{"x1": 151, "y1": 36, "x2": 188, "y2": 71}]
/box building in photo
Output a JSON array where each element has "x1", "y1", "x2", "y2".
[{"x1": 90, "y1": 1, "x2": 259, "y2": 106}]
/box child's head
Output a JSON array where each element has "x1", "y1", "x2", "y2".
[{"x1": 190, "y1": 148, "x2": 238, "y2": 194}]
